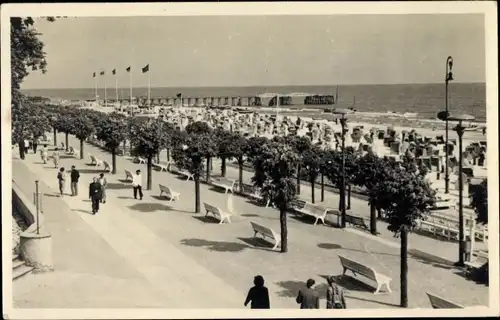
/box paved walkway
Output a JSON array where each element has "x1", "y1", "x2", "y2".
[{"x1": 11, "y1": 133, "x2": 489, "y2": 309}]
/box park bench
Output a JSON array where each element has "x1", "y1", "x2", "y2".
[
  {"x1": 250, "y1": 221, "x2": 281, "y2": 250},
  {"x1": 153, "y1": 161, "x2": 171, "y2": 172},
  {"x1": 158, "y1": 184, "x2": 180, "y2": 201},
  {"x1": 124, "y1": 169, "x2": 134, "y2": 181},
  {"x1": 295, "y1": 202, "x2": 330, "y2": 226},
  {"x1": 134, "y1": 156, "x2": 146, "y2": 164},
  {"x1": 289, "y1": 199, "x2": 307, "y2": 212},
  {"x1": 239, "y1": 183, "x2": 270, "y2": 207},
  {"x1": 178, "y1": 169, "x2": 194, "y2": 181},
  {"x1": 89, "y1": 155, "x2": 103, "y2": 166},
  {"x1": 210, "y1": 177, "x2": 236, "y2": 193},
  {"x1": 338, "y1": 255, "x2": 392, "y2": 295},
  {"x1": 345, "y1": 213, "x2": 370, "y2": 230},
  {"x1": 426, "y1": 292, "x2": 464, "y2": 309},
  {"x1": 66, "y1": 147, "x2": 79, "y2": 157},
  {"x1": 203, "y1": 202, "x2": 232, "y2": 224},
  {"x1": 103, "y1": 160, "x2": 112, "y2": 172}
]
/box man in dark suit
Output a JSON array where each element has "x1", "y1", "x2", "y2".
[
  {"x1": 296, "y1": 278, "x2": 320, "y2": 309},
  {"x1": 89, "y1": 177, "x2": 102, "y2": 215}
]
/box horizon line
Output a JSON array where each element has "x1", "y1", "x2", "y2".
[{"x1": 22, "y1": 81, "x2": 486, "y2": 91}]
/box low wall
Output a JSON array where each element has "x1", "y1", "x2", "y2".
[{"x1": 12, "y1": 180, "x2": 53, "y2": 272}]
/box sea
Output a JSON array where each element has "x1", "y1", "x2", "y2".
[{"x1": 22, "y1": 83, "x2": 487, "y2": 122}]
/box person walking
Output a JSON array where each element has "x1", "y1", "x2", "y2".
[
  {"x1": 296, "y1": 279, "x2": 320, "y2": 309},
  {"x1": 326, "y1": 276, "x2": 346, "y2": 309},
  {"x1": 70, "y1": 165, "x2": 80, "y2": 196},
  {"x1": 33, "y1": 136, "x2": 39, "y2": 154},
  {"x1": 52, "y1": 148, "x2": 60, "y2": 169},
  {"x1": 89, "y1": 177, "x2": 103, "y2": 215},
  {"x1": 244, "y1": 275, "x2": 270, "y2": 309},
  {"x1": 57, "y1": 167, "x2": 66, "y2": 196},
  {"x1": 40, "y1": 144, "x2": 49, "y2": 164},
  {"x1": 98, "y1": 173, "x2": 108, "y2": 203},
  {"x1": 24, "y1": 139, "x2": 30, "y2": 155},
  {"x1": 132, "y1": 169, "x2": 143, "y2": 200}
]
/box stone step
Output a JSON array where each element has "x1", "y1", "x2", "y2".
[
  {"x1": 13, "y1": 264, "x2": 34, "y2": 280},
  {"x1": 13, "y1": 257, "x2": 25, "y2": 270}
]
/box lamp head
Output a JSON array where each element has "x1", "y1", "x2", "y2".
[{"x1": 447, "y1": 56, "x2": 453, "y2": 70}]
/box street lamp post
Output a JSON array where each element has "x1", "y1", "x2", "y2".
[
  {"x1": 444, "y1": 56, "x2": 454, "y2": 194},
  {"x1": 51, "y1": 116, "x2": 58, "y2": 147},
  {"x1": 441, "y1": 113, "x2": 475, "y2": 267},
  {"x1": 333, "y1": 108, "x2": 353, "y2": 228}
]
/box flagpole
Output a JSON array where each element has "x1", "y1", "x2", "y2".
[
  {"x1": 129, "y1": 70, "x2": 133, "y2": 105},
  {"x1": 148, "y1": 71, "x2": 151, "y2": 109},
  {"x1": 115, "y1": 73, "x2": 119, "y2": 103},
  {"x1": 94, "y1": 75, "x2": 97, "y2": 101},
  {"x1": 104, "y1": 75, "x2": 107, "y2": 107}
]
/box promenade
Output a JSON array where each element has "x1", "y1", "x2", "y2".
[{"x1": 12, "y1": 133, "x2": 489, "y2": 309}]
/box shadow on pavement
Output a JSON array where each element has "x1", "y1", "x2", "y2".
[
  {"x1": 72, "y1": 208, "x2": 94, "y2": 215},
  {"x1": 237, "y1": 237, "x2": 275, "y2": 251},
  {"x1": 128, "y1": 202, "x2": 173, "y2": 213},
  {"x1": 106, "y1": 183, "x2": 131, "y2": 190},
  {"x1": 76, "y1": 169, "x2": 105, "y2": 175},
  {"x1": 275, "y1": 280, "x2": 329, "y2": 299},
  {"x1": 208, "y1": 187, "x2": 229, "y2": 194},
  {"x1": 345, "y1": 295, "x2": 400, "y2": 308},
  {"x1": 318, "y1": 274, "x2": 375, "y2": 293},
  {"x1": 192, "y1": 215, "x2": 220, "y2": 224},
  {"x1": 43, "y1": 193, "x2": 61, "y2": 198},
  {"x1": 60, "y1": 155, "x2": 76, "y2": 159},
  {"x1": 317, "y1": 243, "x2": 343, "y2": 250},
  {"x1": 118, "y1": 179, "x2": 131, "y2": 183},
  {"x1": 240, "y1": 213, "x2": 260, "y2": 218},
  {"x1": 116, "y1": 196, "x2": 135, "y2": 200},
  {"x1": 180, "y1": 238, "x2": 249, "y2": 252},
  {"x1": 150, "y1": 195, "x2": 174, "y2": 201}
]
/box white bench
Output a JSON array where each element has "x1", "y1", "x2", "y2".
[
  {"x1": 135, "y1": 156, "x2": 146, "y2": 164},
  {"x1": 240, "y1": 183, "x2": 270, "y2": 207},
  {"x1": 203, "y1": 202, "x2": 232, "y2": 224},
  {"x1": 178, "y1": 169, "x2": 194, "y2": 181},
  {"x1": 103, "y1": 160, "x2": 112, "y2": 172},
  {"x1": 211, "y1": 177, "x2": 236, "y2": 194},
  {"x1": 124, "y1": 170, "x2": 134, "y2": 181},
  {"x1": 296, "y1": 202, "x2": 331, "y2": 225},
  {"x1": 250, "y1": 221, "x2": 281, "y2": 250},
  {"x1": 345, "y1": 214, "x2": 370, "y2": 230},
  {"x1": 89, "y1": 155, "x2": 103, "y2": 166},
  {"x1": 153, "y1": 161, "x2": 171, "y2": 172},
  {"x1": 426, "y1": 292, "x2": 464, "y2": 309},
  {"x1": 159, "y1": 184, "x2": 180, "y2": 201},
  {"x1": 338, "y1": 255, "x2": 392, "y2": 294}
]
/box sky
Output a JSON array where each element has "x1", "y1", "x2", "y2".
[{"x1": 20, "y1": 14, "x2": 486, "y2": 89}]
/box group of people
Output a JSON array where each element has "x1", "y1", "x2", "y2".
[{"x1": 244, "y1": 275, "x2": 346, "y2": 309}]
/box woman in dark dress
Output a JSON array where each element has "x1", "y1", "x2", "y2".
[{"x1": 244, "y1": 275, "x2": 270, "y2": 309}]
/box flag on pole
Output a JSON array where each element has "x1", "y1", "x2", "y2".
[
  {"x1": 142, "y1": 64, "x2": 149, "y2": 73},
  {"x1": 126, "y1": 66, "x2": 131, "y2": 72},
  {"x1": 112, "y1": 69, "x2": 116, "y2": 75},
  {"x1": 176, "y1": 93, "x2": 182, "y2": 98},
  {"x1": 100, "y1": 71, "x2": 105, "y2": 76},
  {"x1": 93, "y1": 72, "x2": 96, "y2": 78}
]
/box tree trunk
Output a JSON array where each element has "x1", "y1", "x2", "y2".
[
  {"x1": 279, "y1": 208, "x2": 288, "y2": 253},
  {"x1": 53, "y1": 128, "x2": 57, "y2": 146},
  {"x1": 80, "y1": 139, "x2": 84, "y2": 160},
  {"x1": 311, "y1": 177, "x2": 315, "y2": 204},
  {"x1": 65, "y1": 132, "x2": 69, "y2": 151},
  {"x1": 400, "y1": 226, "x2": 409, "y2": 308},
  {"x1": 122, "y1": 140, "x2": 127, "y2": 156},
  {"x1": 18, "y1": 138, "x2": 25, "y2": 160},
  {"x1": 347, "y1": 184, "x2": 351, "y2": 210},
  {"x1": 206, "y1": 156, "x2": 211, "y2": 183},
  {"x1": 296, "y1": 164, "x2": 301, "y2": 195},
  {"x1": 221, "y1": 157, "x2": 226, "y2": 177},
  {"x1": 156, "y1": 151, "x2": 160, "y2": 164},
  {"x1": 369, "y1": 199, "x2": 377, "y2": 235},
  {"x1": 195, "y1": 175, "x2": 201, "y2": 213},
  {"x1": 166, "y1": 148, "x2": 170, "y2": 161},
  {"x1": 321, "y1": 172, "x2": 325, "y2": 202},
  {"x1": 146, "y1": 155, "x2": 153, "y2": 190},
  {"x1": 111, "y1": 149, "x2": 117, "y2": 174},
  {"x1": 238, "y1": 157, "x2": 244, "y2": 192}
]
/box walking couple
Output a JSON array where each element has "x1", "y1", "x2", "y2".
[{"x1": 89, "y1": 173, "x2": 108, "y2": 215}]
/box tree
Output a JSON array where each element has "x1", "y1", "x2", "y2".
[
  {"x1": 246, "y1": 136, "x2": 270, "y2": 162},
  {"x1": 288, "y1": 136, "x2": 312, "y2": 195},
  {"x1": 186, "y1": 121, "x2": 215, "y2": 182},
  {"x1": 302, "y1": 145, "x2": 323, "y2": 203},
  {"x1": 216, "y1": 130, "x2": 249, "y2": 191},
  {"x1": 252, "y1": 141, "x2": 299, "y2": 253},
  {"x1": 471, "y1": 179, "x2": 488, "y2": 224},
  {"x1": 69, "y1": 110, "x2": 95, "y2": 160},
  {"x1": 128, "y1": 117, "x2": 169, "y2": 190},
  {"x1": 96, "y1": 112, "x2": 129, "y2": 174},
  {"x1": 172, "y1": 131, "x2": 217, "y2": 213},
  {"x1": 375, "y1": 164, "x2": 436, "y2": 308},
  {"x1": 354, "y1": 152, "x2": 392, "y2": 235},
  {"x1": 214, "y1": 128, "x2": 233, "y2": 177},
  {"x1": 53, "y1": 109, "x2": 75, "y2": 151}
]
